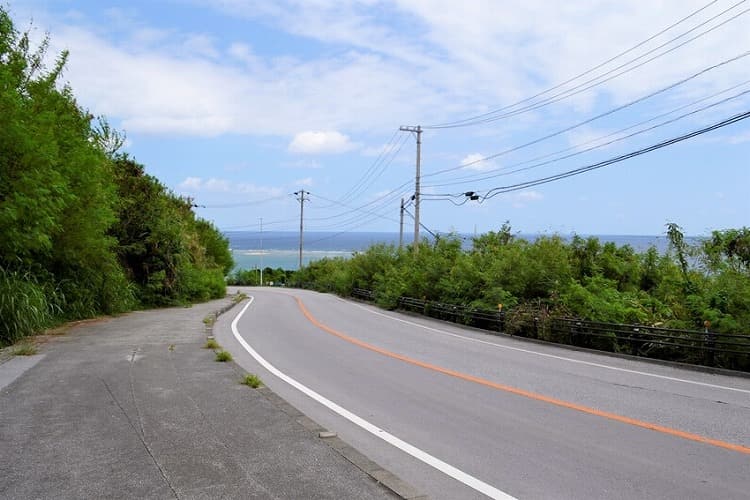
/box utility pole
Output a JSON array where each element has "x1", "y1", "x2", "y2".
[
  {"x1": 399, "y1": 197, "x2": 405, "y2": 249},
  {"x1": 294, "y1": 190, "x2": 309, "y2": 270},
  {"x1": 399, "y1": 125, "x2": 421, "y2": 252},
  {"x1": 259, "y1": 217, "x2": 263, "y2": 286}
]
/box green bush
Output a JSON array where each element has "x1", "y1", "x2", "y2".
[
  {"x1": 215, "y1": 350, "x2": 232, "y2": 362},
  {"x1": 241, "y1": 373, "x2": 263, "y2": 388},
  {"x1": 0, "y1": 269, "x2": 53, "y2": 345},
  {"x1": 290, "y1": 223, "x2": 750, "y2": 336}
]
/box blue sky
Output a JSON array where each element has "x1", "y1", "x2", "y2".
[{"x1": 8, "y1": 0, "x2": 750, "y2": 236}]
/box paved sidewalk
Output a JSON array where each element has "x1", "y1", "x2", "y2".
[{"x1": 0, "y1": 298, "x2": 398, "y2": 499}]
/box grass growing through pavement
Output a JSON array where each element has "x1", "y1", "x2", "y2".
[
  {"x1": 204, "y1": 338, "x2": 219, "y2": 349},
  {"x1": 241, "y1": 373, "x2": 263, "y2": 388},
  {"x1": 232, "y1": 292, "x2": 248, "y2": 304},
  {"x1": 203, "y1": 315, "x2": 216, "y2": 327},
  {"x1": 215, "y1": 350, "x2": 232, "y2": 362},
  {"x1": 11, "y1": 342, "x2": 37, "y2": 356}
]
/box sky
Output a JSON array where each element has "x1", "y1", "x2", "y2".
[{"x1": 7, "y1": 0, "x2": 750, "y2": 237}]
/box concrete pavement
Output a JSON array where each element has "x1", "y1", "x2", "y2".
[{"x1": 0, "y1": 296, "x2": 402, "y2": 499}]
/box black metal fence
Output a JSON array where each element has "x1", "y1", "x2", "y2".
[{"x1": 350, "y1": 288, "x2": 750, "y2": 372}]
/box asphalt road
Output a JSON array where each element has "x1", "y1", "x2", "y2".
[{"x1": 216, "y1": 288, "x2": 750, "y2": 500}]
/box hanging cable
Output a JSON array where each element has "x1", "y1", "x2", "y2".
[
  {"x1": 425, "y1": 0, "x2": 748, "y2": 129},
  {"x1": 421, "y1": 49, "x2": 750, "y2": 178},
  {"x1": 474, "y1": 109, "x2": 750, "y2": 201},
  {"x1": 423, "y1": 83, "x2": 750, "y2": 189}
]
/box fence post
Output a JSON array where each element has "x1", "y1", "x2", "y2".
[
  {"x1": 570, "y1": 321, "x2": 581, "y2": 346},
  {"x1": 496, "y1": 304, "x2": 505, "y2": 334},
  {"x1": 630, "y1": 327, "x2": 639, "y2": 356},
  {"x1": 703, "y1": 320, "x2": 716, "y2": 367}
]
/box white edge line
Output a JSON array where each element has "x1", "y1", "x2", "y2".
[
  {"x1": 344, "y1": 299, "x2": 750, "y2": 395},
  {"x1": 231, "y1": 297, "x2": 516, "y2": 500}
]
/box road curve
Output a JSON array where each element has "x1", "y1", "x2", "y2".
[{"x1": 215, "y1": 288, "x2": 750, "y2": 500}]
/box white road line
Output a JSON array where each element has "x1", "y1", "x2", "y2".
[
  {"x1": 231, "y1": 297, "x2": 516, "y2": 500},
  {"x1": 345, "y1": 299, "x2": 750, "y2": 395}
]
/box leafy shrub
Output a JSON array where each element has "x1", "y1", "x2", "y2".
[
  {"x1": 0, "y1": 269, "x2": 53, "y2": 345},
  {"x1": 242, "y1": 373, "x2": 262, "y2": 388},
  {"x1": 215, "y1": 350, "x2": 232, "y2": 362}
]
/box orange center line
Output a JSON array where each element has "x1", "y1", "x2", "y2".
[{"x1": 295, "y1": 296, "x2": 750, "y2": 456}]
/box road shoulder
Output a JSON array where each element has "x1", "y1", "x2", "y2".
[{"x1": 0, "y1": 296, "x2": 404, "y2": 499}]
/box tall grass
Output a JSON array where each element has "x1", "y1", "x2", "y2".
[{"x1": 0, "y1": 268, "x2": 54, "y2": 345}]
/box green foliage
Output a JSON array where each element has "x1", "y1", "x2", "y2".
[
  {"x1": 0, "y1": 9, "x2": 232, "y2": 343},
  {"x1": 11, "y1": 341, "x2": 37, "y2": 356},
  {"x1": 241, "y1": 373, "x2": 263, "y2": 388},
  {"x1": 0, "y1": 268, "x2": 56, "y2": 345},
  {"x1": 204, "y1": 338, "x2": 219, "y2": 349},
  {"x1": 291, "y1": 222, "x2": 750, "y2": 336},
  {"x1": 108, "y1": 158, "x2": 229, "y2": 306},
  {"x1": 215, "y1": 350, "x2": 232, "y2": 362},
  {"x1": 228, "y1": 266, "x2": 295, "y2": 287},
  {"x1": 195, "y1": 219, "x2": 234, "y2": 275}
]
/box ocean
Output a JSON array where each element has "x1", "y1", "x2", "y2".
[{"x1": 226, "y1": 231, "x2": 681, "y2": 271}]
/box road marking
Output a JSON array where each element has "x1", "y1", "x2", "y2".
[
  {"x1": 231, "y1": 297, "x2": 516, "y2": 500},
  {"x1": 344, "y1": 299, "x2": 750, "y2": 395},
  {"x1": 298, "y1": 297, "x2": 750, "y2": 456}
]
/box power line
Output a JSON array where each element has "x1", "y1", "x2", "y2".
[
  {"x1": 475, "y1": 108, "x2": 750, "y2": 201},
  {"x1": 333, "y1": 132, "x2": 408, "y2": 207},
  {"x1": 425, "y1": 0, "x2": 747, "y2": 129},
  {"x1": 308, "y1": 192, "x2": 401, "y2": 225},
  {"x1": 422, "y1": 49, "x2": 750, "y2": 178},
  {"x1": 403, "y1": 208, "x2": 439, "y2": 239},
  {"x1": 422, "y1": 81, "x2": 750, "y2": 189}
]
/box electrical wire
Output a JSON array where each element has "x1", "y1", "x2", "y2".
[
  {"x1": 332, "y1": 132, "x2": 409, "y2": 207},
  {"x1": 475, "y1": 109, "x2": 750, "y2": 201},
  {"x1": 425, "y1": 0, "x2": 747, "y2": 129},
  {"x1": 403, "y1": 208, "x2": 440, "y2": 239},
  {"x1": 422, "y1": 81, "x2": 750, "y2": 189},
  {"x1": 422, "y1": 49, "x2": 750, "y2": 178},
  {"x1": 425, "y1": 0, "x2": 721, "y2": 128}
]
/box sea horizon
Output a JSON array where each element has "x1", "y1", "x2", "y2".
[{"x1": 226, "y1": 230, "x2": 695, "y2": 271}]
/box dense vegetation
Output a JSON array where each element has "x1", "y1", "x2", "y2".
[
  {"x1": 0, "y1": 10, "x2": 232, "y2": 345},
  {"x1": 227, "y1": 267, "x2": 294, "y2": 287},
  {"x1": 294, "y1": 223, "x2": 750, "y2": 335}
]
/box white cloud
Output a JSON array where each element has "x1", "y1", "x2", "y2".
[
  {"x1": 179, "y1": 176, "x2": 203, "y2": 190},
  {"x1": 361, "y1": 142, "x2": 397, "y2": 157},
  {"x1": 178, "y1": 177, "x2": 230, "y2": 192},
  {"x1": 295, "y1": 177, "x2": 314, "y2": 187},
  {"x1": 183, "y1": 34, "x2": 219, "y2": 59},
  {"x1": 288, "y1": 131, "x2": 357, "y2": 154},
  {"x1": 178, "y1": 177, "x2": 282, "y2": 197},
  {"x1": 235, "y1": 183, "x2": 284, "y2": 196},
  {"x1": 203, "y1": 178, "x2": 231, "y2": 192},
  {"x1": 515, "y1": 190, "x2": 543, "y2": 202},
  {"x1": 228, "y1": 42, "x2": 260, "y2": 68},
  {"x1": 566, "y1": 127, "x2": 617, "y2": 153},
  {"x1": 461, "y1": 153, "x2": 494, "y2": 171},
  {"x1": 728, "y1": 131, "x2": 750, "y2": 144},
  {"x1": 283, "y1": 159, "x2": 322, "y2": 169},
  {"x1": 511, "y1": 190, "x2": 544, "y2": 208},
  {"x1": 26, "y1": 0, "x2": 750, "y2": 142}
]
